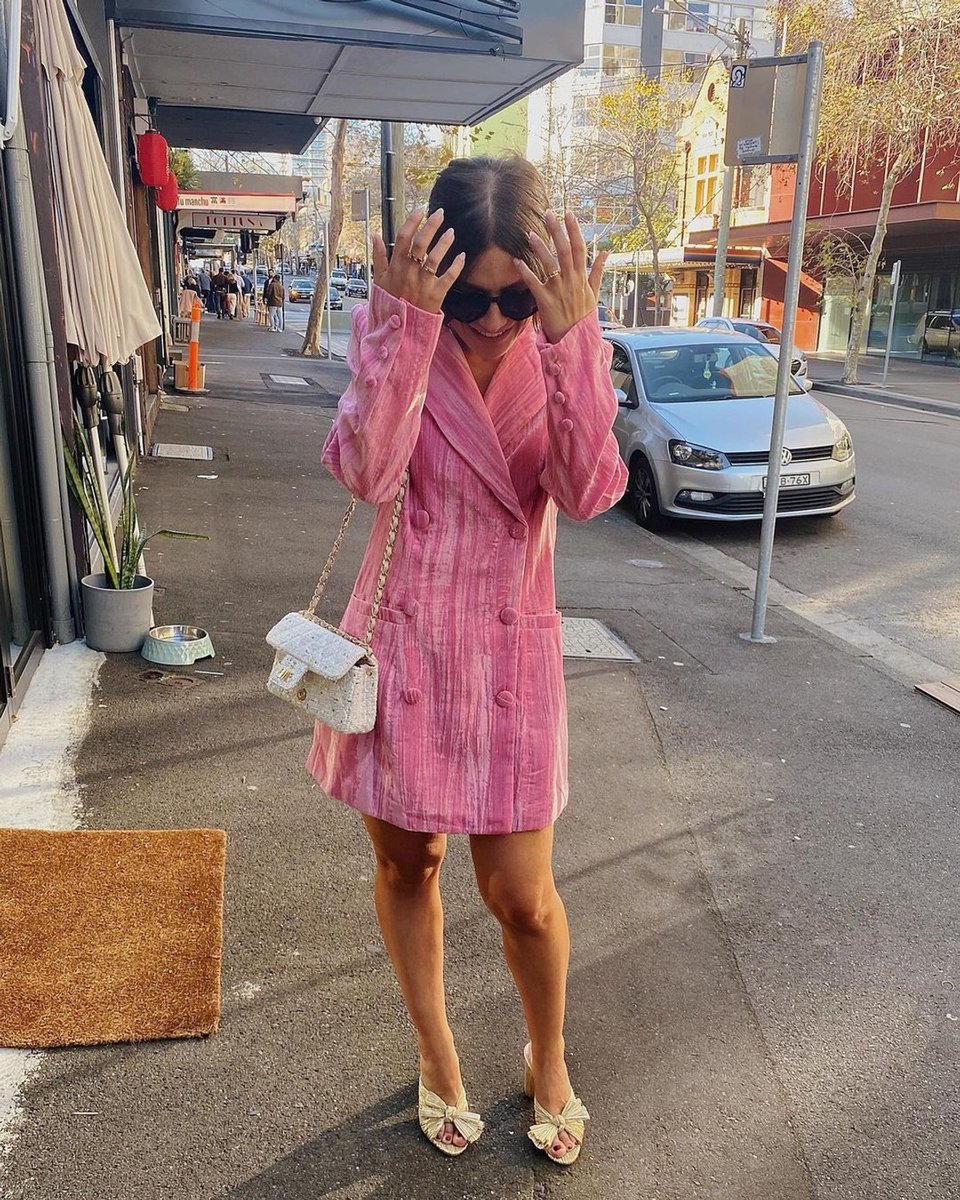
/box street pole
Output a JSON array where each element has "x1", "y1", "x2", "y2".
[
  {"x1": 712, "y1": 19, "x2": 751, "y2": 319},
  {"x1": 711, "y1": 165, "x2": 734, "y2": 316},
  {"x1": 743, "y1": 41, "x2": 824, "y2": 644},
  {"x1": 380, "y1": 121, "x2": 398, "y2": 256},
  {"x1": 882, "y1": 259, "x2": 902, "y2": 386},
  {"x1": 364, "y1": 188, "x2": 371, "y2": 289}
]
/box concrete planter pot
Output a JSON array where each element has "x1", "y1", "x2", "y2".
[{"x1": 81, "y1": 573, "x2": 155, "y2": 652}]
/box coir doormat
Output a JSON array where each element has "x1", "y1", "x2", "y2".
[{"x1": 0, "y1": 828, "x2": 226, "y2": 1048}]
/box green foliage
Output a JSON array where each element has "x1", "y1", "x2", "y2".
[
  {"x1": 169, "y1": 148, "x2": 199, "y2": 189},
  {"x1": 62, "y1": 422, "x2": 208, "y2": 590}
]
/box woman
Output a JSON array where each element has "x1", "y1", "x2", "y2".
[
  {"x1": 308, "y1": 157, "x2": 627, "y2": 1165},
  {"x1": 178, "y1": 273, "x2": 199, "y2": 317}
]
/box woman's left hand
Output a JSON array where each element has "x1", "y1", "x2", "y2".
[{"x1": 513, "y1": 211, "x2": 607, "y2": 345}]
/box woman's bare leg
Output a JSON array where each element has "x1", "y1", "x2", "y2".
[
  {"x1": 362, "y1": 814, "x2": 466, "y2": 1147},
  {"x1": 469, "y1": 825, "x2": 577, "y2": 1156}
]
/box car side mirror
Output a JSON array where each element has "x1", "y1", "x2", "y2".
[{"x1": 614, "y1": 387, "x2": 636, "y2": 408}]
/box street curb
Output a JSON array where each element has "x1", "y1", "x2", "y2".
[{"x1": 812, "y1": 379, "x2": 960, "y2": 418}]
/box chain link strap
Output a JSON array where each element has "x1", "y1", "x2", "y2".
[{"x1": 305, "y1": 470, "x2": 409, "y2": 650}]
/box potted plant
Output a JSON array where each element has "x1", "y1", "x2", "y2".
[{"x1": 62, "y1": 421, "x2": 203, "y2": 652}]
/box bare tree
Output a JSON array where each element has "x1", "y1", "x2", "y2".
[
  {"x1": 301, "y1": 119, "x2": 348, "y2": 358},
  {"x1": 777, "y1": 0, "x2": 960, "y2": 382}
]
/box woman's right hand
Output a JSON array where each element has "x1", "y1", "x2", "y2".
[{"x1": 371, "y1": 208, "x2": 465, "y2": 315}]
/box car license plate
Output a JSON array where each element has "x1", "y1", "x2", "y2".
[{"x1": 760, "y1": 472, "x2": 811, "y2": 490}]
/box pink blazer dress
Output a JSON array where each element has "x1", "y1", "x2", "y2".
[{"x1": 306, "y1": 284, "x2": 628, "y2": 834}]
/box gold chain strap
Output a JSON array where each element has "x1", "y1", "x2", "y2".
[{"x1": 305, "y1": 470, "x2": 409, "y2": 651}]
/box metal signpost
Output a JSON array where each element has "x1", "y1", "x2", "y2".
[
  {"x1": 882, "y1": 259, "x2": 902, "y2": 386},
  {"x1": 727, "y1": 42, "x2": 824, "y2": 644}
]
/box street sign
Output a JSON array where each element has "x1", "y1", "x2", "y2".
[
  {"x1": 351, "y1": 188, "x2": 369, "y2": 222},
  {"x1": 724, "y1": 55, "x2": 808, "y2": 166}
]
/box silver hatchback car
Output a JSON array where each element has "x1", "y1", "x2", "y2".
[{"x1": 606, "y1": 329, "x2": 856, "y2": 528}]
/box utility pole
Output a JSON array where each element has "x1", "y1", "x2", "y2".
[{"x1": 711, "y1": 18, "x2": 751, "y2": 317}]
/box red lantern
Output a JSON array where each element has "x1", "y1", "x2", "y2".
[
  {"x1": 156, "y1": 171, "x2": 179, "y2": 212},
  {"x1": 137, "y1": 130, "x2": 169, "y2": 187}
]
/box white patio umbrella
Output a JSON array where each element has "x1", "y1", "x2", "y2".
[{"x1": 35, "y1": 0, "x2": 161, "y2": 366}]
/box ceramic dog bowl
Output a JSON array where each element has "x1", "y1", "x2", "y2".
[{"x1": 141, "y1": 624, "x2": 215, "y2": 665}]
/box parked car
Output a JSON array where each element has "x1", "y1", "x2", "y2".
[
  {"x1": 288, "y1": 277, "x2": 314, "y2": 303},
  {"x1": 695, "y1": 315, "x2": 811, "y2": 388},
  {"x1": 324, "y1": 286, "x2": 343, "y2": 310},
  {"x1": 597, "y1": 302, "x2": 624, "y2": 329},
  {"x1": 909, "y1": 311, "x2": 960, "y2": 354},
  {"x1": 330, "y1": 268, "x2": 348, "y2": 291},
  {"x1": 345, "y1": 277, "x2": 368, "y2": 298},
  {"x1": 606, "y1": 328, "x2": 856, "y2": 529}
]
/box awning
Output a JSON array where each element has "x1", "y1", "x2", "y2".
[
  {"x1": 113, "y1": 0, "x2": 585, "y2": 149},
  {"x1": 37, "y1": 0, "x2": 161, "y2": 366}
]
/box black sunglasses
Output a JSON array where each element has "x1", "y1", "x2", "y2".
[{"x1": 442, "y1": 283, "x2": 538, "y2": 324}]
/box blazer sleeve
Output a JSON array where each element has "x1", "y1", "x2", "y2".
[
  {"x1": 537, "y1": 313, "x2": 629, "y2": 520},
  {"x1": 322, "y1": 284, "x2": 444, "y2": 504}
]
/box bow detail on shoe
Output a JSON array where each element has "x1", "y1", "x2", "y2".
[
  {"x1": 417, "y1": 1080, "x2": 484, "y2": 1146},
  {"x1": 527, "y1": 1094, "x2": 590, "y2": 1154}
]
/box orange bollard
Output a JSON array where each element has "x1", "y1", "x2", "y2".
[{"x1": 187, "y1": 299, "x2": 202, "y2": 390}]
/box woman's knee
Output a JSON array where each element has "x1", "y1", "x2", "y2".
[
  {"x1": 481, "y1": 878, "x2": 557, "y2": 934},
  {"x1": 373, "y1": 835, "x2": 446, "y2": 894}
]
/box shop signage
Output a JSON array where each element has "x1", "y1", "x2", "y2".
[{"x1": 178, "y1": 192, "x2": 297, "y2": 214}]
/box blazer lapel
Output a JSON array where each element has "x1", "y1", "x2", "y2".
[
  {"x1": 486, "y1": 331, "x2": 547, "y2": 458},
  {"x1": 425, "y1": 329, "x2": 525, "y2": 522}
]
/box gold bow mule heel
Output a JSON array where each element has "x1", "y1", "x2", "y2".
[
  {"x1": 417, "y1": 1077, "x2": 484, "y2": 1156},
  {"x1": 522, "y1": 1042, "x2": 589, "y2": 1166}
]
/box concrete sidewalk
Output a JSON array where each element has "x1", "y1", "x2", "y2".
[
  {"x1": 809, "y1": 351, "x2": 960, "y2": 414},
  {"x1": 2, "y1": 318, "x2": 957, "y2": 1199}
]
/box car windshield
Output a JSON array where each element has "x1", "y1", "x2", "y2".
[
  {"x1": 634, "y1": 341, "x2": 803, "y2": 402},
  {"x1": 733, "y1": 322, "x2": 780, "y2": 344},
  {"x1": 291, "y1": 278, "x2": 311, "y2": 288}
]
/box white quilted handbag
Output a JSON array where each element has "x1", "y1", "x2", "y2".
[{"x1": 265, "y1": 474, "x2": 407, "y2": 733}]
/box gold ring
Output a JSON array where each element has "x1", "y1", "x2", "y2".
[
  {"x1": 420, "y1": 263, "x2": 436, "y2": 275},
  {"x1": 408, "y1": 252, "x2": 427, "y2": 267},
  {"x1": 544, "y1": 269, "x2": 561, "y2": 281}
]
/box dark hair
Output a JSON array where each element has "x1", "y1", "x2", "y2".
[{"x1": 427, "y1": 156, "x2": 550, "y2": 282}]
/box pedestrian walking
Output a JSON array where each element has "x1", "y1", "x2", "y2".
[
  {"x1": 197, "y1": 266, "x2": 212, "y2": 311},
  {"x1": 224, "y1": 270, "x2": 240, "y2": 319},
  {"x1": 238, "y1": 271, "x2": 253, "y2": 319},
  {"x1": 264, "y1": 273, "x2": 284, "y2": 332},
  {"x1": 306, "y1": 157, "x2": 626, "y2": 1165},
  {"x1": 210, "y1": 267, "x2": 228, "y2": 318}
]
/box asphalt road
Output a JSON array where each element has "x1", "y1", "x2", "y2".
[{"x1": 658, "y1": 388, "x2": 960, "y2": 676}]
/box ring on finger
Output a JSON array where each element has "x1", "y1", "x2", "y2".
[
  {"x1": 408, "y1": 251, "x2": 428, "y2": 267},
  {"x1": 544, "y1": 268, "x2": 561, "y2": 281},
  {"x1": 420, "y1": 262, "x2": 436, "y2": 275}
]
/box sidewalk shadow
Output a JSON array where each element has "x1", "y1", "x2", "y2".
[{"x1": 215, "y1": 1087, "x2": 535, "y2": 1200}]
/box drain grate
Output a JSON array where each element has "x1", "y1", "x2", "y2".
[
  {"x1": 561, "y1": 617, "x2": 638, "y2": 662},
  {"x1": 151, "y1": 443, "x2": 214, "y2": 461},
  {"x1": 266, "y1": 374, "x2": 310, "y2": 387}
]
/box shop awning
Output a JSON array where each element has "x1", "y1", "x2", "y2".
[
  {"x1": 37, "y1": 0, "x2": 161, "y2": 365},
  {"x1": 112, "y1": 0, "x2": 585, "y2": 150}
]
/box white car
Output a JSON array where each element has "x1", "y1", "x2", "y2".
[
  {"x1": 695, "y1": 316, "x2": 811, "y2": 388},
  {"x1": 330, "y1": 268, "x2": 348, "y2": 291},
  {"x1": 607, "y1": 328, "x2": 856, "y2": 529}
]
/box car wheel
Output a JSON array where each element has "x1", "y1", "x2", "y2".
[{"x1": 628, "y1": 455, "x2": 668, "y2": 531}]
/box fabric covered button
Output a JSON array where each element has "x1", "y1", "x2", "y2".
[
  {"x1": 389, "y1": 314, "x2": 402, "y2": 330},
  {"x1": 411, "y1": 508, "x2": 431, "y2": 531},
  {"x1": 547, "y1": 361, "x2": 561, "y2": 375},
  {"x1": 402, "y1": 599, "x2": 419, "y2": 618},
  {"x1": 495, "y1": 690, "x2": 516, "y2": 708},
  {"x1": 365, "y1": 375, "x2": 378, "y2": 389},
  {"x1": 499, "y1": 607, "x2": 518, "y2": 625},
  {"x1": 509, "y1": 522, "x2": 526, "y2": 540},
  {"x1": 378, "y1": 346, "x2": 390, "y2": 361},
  {"x1": 553, "y1": 390, "x2": 566, "y2": 405},
  {"x1": 402, "y1": 687, "x2": 422, "y2": 705},
  {"x1": 559, "y1": 418, "x2": 574, "y2": 433}
]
